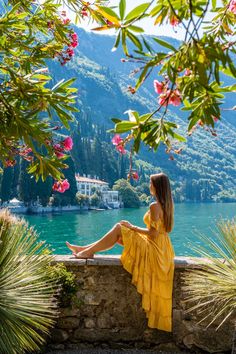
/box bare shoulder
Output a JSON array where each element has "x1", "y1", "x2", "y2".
[{"x1": 149, "y1": 202, "x2": 163, "y2": 221}]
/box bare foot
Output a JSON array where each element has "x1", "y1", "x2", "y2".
[
  {"x1": 66, "y1": 241, "x2": 86, "y2": 253},
  {"x1": 73, "y1": 251, "x2": 94, "y2": 259}
]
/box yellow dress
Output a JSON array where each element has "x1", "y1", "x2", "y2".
[{"x1": 120, "y1": 209, "x2": 175, "y2": 332}]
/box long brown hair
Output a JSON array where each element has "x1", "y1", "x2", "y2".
[{"x1": 150, "y1": 173, "x2": 174, "y2": 232}]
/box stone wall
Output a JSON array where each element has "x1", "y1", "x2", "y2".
[{"x1": 47, "y1": 256, "x2": 235, "y2": 353}]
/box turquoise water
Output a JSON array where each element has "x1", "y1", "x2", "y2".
[{"x1": 23, "y1": 203, "x2": 236, "y2": 256}]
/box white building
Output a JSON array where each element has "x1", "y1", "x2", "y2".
[{"x1": 75, "y1": 175, "x2": 120, "y2": 208}]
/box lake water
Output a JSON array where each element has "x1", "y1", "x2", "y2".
[{"x1": 23, "y1": 203, "x2": 236, "y2": 256}]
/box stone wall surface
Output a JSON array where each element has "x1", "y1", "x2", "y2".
[{"x1": 47, "y1": 256, "x2": 235, "y2": 353}]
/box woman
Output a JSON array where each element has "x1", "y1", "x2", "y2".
[{"x1": 66, "y1": 173, "x2": 175, "y2": 332}]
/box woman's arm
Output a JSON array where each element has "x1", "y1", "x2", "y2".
[
  {"x1": 130, "y1": 225, "x2": 157, "y2": 238},
  {"x1": 120, "y1": 221, "x2": 157, "y2": 239}
]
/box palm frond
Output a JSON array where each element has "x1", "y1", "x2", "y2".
[
  {"x1": 182, "y1": 218, "x2": 236, "y2": 329},
  {"x1": 0, "y1": 209, "x2": 59, "y2": 354}
]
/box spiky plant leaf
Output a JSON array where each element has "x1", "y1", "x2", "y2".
[
  {"x1": 0, "y1": 209, "x2": 58, "y2": 354},
  {"x1": 183, "y1": 218, "x2": 236, "y2": 329}
]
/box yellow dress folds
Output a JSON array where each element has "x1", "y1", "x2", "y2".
[{"x1": 120, "y1": 209, "x2": 175, "y2": 332}]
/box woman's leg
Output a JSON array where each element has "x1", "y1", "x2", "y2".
[
  {"x1": 73, "y1": 223, "x2": 122, "y2": 258},
  {"x1": 66, "y1": 241, "x2": 97, "y2": 253}
]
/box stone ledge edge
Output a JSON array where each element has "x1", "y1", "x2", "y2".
[{"x1": 53, "y1": 255, "x2": 209, "y2": 268}]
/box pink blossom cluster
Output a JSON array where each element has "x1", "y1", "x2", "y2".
[
  {"x1": 52, "y1": 179, "x2": 70, "y2": 193},
  {"x1": 130, "y1": 171, "x2": 139, "y2": 181},
  {"x1": 154, "y1": 80, "x2": 182, "y2": 107},
  {"x1": 229, "y1": 0, "x2": 236, "y2": 14},
  {"x1": 58, "y1": 32, "x2": 78, "y2": 66},
  {"x1": 112, "y1": 134, "x2": 126, "y2": 154},
  {"x1": 53, "y1": 136, "x2": 73, "y2": 159},
  {"x1": 4, "y1": 145, "x2": 33, "y2": 167},
  {"x1": 79, "y1": 2, "x2": 90, "y2": 18}
]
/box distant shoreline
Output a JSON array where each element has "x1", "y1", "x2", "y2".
[{"x1": 1, "y1": 200, "x2": 236, "y2": 216}]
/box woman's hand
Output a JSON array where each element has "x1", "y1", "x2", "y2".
[{"x1": 120, "y1": 220, "x2": 133, "y2": 228}]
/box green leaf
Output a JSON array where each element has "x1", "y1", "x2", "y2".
[
  {"x1": 171, "y1": 132, "x2": 187, "y2": 142},
  {"x1": 129, "y1": 25, "x2": 144, "y2": 33},
  {"x1": 153, "y1": 37, "x2": 177, "y2": 52},
  {"x1": 212, "y1": 0, "x2": 217, "y2": 10},
  {"x1": 96, "y1": 6, "x2": 120, "y2": 25},
  {"x1": 119, "y1": 0, "x2": 126, "y2": 20},
  {"x1": 127, "y1": 31, "x2": 142, "y2": 50},
  {"x1": 115, "y1": 121, "x2": 138, "y2": 133},
  {"x1": 142, "y1": 36, "x2": 153, "y2": 53},
  {"x1": 53, "y1": 78, "x2": 77, "y2": 91},
  {"x1": 121, "y1": 29, "x2": 128, "y2": 55},
  {"x1": 111, "y1": 31, "x2": 121, "y2": 52},
  {"x1": 188, "y1": 115, "x2": 200, "y2": 130},
  {"x1": 133, "y1": 132, "x2": 141, "y2": 152},
  {"x1": 125, "y1": 3, "x2": 150, "y2": 22},
  {"x1": 111, "y1": 118, "x2": 122, "y2": 123}
]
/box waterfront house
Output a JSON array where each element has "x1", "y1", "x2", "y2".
[{"x1": 75, "y1": 174, "x2": 120, "y2": 208}]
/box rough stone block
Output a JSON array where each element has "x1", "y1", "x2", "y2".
[
  {"x1": 57, "y1": 316, "x2": 80, "y2": 329},
  {"x1": 97, "y1": 313, "x2": 112, "y2": 329},
  {"x1": 183, "y1": 334, "x2": 194, "y2": 348},
  {"x1": 50, "y1": 328, "x2": 69, "y2": 343},
  {"x1": 84, "y1": 317, "x2": 96, "y2": 328},
  {"x1": 142, "y1": 328, "x2": 173, "y2": 344},
  {"x1": 59, "y1": 307, "x2": 80, "y2": 317},
  {"x1": 83, "y1": 293, "x2": 101, "y2": 305}
]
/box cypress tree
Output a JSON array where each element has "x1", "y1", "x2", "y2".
[{"x1": 1, "y1": 167, "x2": 14, "y2": 203}]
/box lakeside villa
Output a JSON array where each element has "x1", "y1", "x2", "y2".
[{"x1": 75, "y1": 174, "x2": 120, "y2": 209}]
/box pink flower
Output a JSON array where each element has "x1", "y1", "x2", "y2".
[
  {"x1": 132, "y1": 172, "x2": 139, "y2": 180},
  {"x1": 63, "y1": 18, "x2": 70, "y2": 25},
  {"x1": 66, "y1": 48, "x2": 74, "y2": 57},
  {"x1": 116, "y1": 145, "x2": 126, "y2": 154},
  {"x1": 19, "y1": 147, "x2": 32, "y2": 156},
  {"x1": 71, "y1": 33, "x2": 78, "y2": 41},
  {"x1": 71, "y1": 41, "x2": 78, "y2": 48},
  {"x1": 62, "y1": 137, "x2": 73, "y2": 151},
  {"x1": 81, "y1": 9, "x2": 88, "y2": 17},
  {"x1": 229, "y1": 0, "x2": 236, "y2": 14},
  {"x1": 184, "y1": 68, "x2": 192, "y2": 76},
  {"x1": 55, "y1": 151, "x2": 65, "y2": 159},
  {"x1": 112, "y1": 134, "x2": 123, "y2": 146},
  {"x1": 69, "y1": 32, "x2": 78, "y2": 48},
  {"x1": 106, "y1": 19, "x2": 113, "y2": 26},
  {"x1": 52, "y1": 179, "x2": 70, "y2": 193},
  {"x1": 53, "y1": 143, "x2": 63, "y2": 152},
  {"x1": 153, "y1": 80, "x2": 164, "y2": 94},
  {"x1": 169, "y1": 89, "x2": 181, "y2": 106},
  {"x1": 158, "y1": 91, "x2": 170, "y2": 106},
  {"x1": 170, "y1": 16, "x2": 180, "y2": 26},
  {"x1": 5, "y1": 159, "x2": 16, "y2": 167}
]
